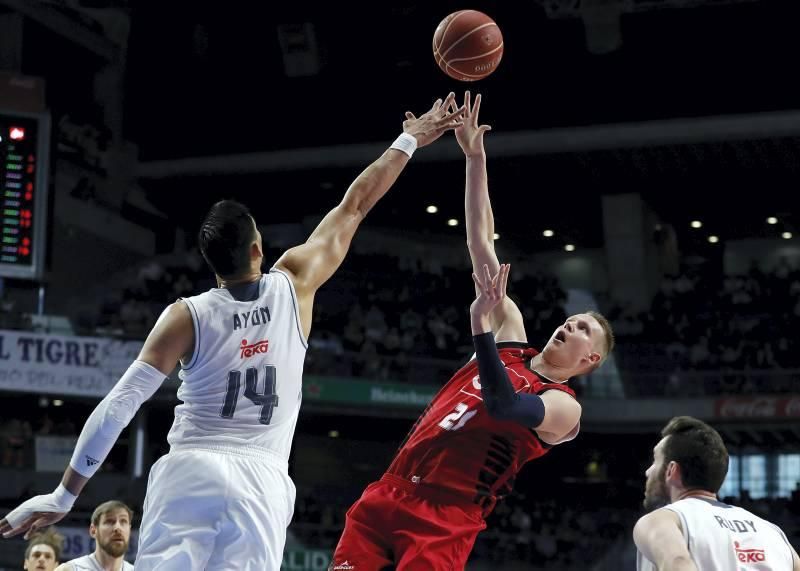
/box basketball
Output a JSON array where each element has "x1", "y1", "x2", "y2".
[{"x1": 433, "y1": 10, "x2": 504, "y2": 82}]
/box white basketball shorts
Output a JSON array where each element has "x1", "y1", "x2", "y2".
[{"x1": 134, "y1": 445, "x2": 295, "y2": 570}]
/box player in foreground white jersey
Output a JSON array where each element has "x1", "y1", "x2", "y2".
[
  {"x1": 635, "y1": 416, "x2": 800, "y2": 571},
  {"x1": 0, "y1": 93, "x2": 465, "y2": 570},
  {"x1": 55, "y1": 501, "x2": 133, "y2": 571}
]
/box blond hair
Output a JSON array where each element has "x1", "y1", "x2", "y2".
[{"x1": 586, "y1": 310, "x2": 615, "y2": 366}]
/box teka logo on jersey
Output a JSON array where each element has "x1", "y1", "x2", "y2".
[
  {"x1": 332, "y1": 561, "x2": 355, "y2": 570},
  {"x1": 735, "y1": 541, "x2": 766, "y2": 563},
  {"x1": 240, "y1": 339, "x2": 269, "y2": 359}
]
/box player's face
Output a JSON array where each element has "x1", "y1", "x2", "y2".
[
  {"x1": 24, "y1": 544, "x2": 57, "y2": 571},
  {"x1": 91, "y1": 508, "x2": 131, "y2": 558},
  {"x1": 542, "y1": 314, "x2": 603, "y2": 370},
  {"x1": 643, "y1": 438, "x2": 669, "y2": 511}
]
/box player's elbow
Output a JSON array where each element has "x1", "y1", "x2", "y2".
[
  {"x1": 466, "y1": 236, "x2": 493, "y2": 255},
  {"x1": 539, "y1": 399, "x2": 581, "y2": 440},
  {"x1": 339, "y1": 192, "x2": 369, "y2": 221}
]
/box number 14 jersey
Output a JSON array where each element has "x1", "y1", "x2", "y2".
[
  {"x1": 387, "y1": 342, "x2": 578, "y2": 515},
  {"x1": 168, "y1": 269, "x2": 308, "y2": 460}
]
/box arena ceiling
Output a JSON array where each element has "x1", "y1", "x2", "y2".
[{"x1": 5, "y1": 0, "x2": 800, "y2": 250}]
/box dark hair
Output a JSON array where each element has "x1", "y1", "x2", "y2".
[
  {"x1": 25, "y1": 528, "x2": 64, "y2": 561},
  {"x1": 661, "y1": 416, "x2": 729, "y2": 493},
  {"x1": 198, "y1": 200, "x2": 257, "y2": 278},
  {"x1": 91, "y1": 500, "x2": 134, "y2": 527}
]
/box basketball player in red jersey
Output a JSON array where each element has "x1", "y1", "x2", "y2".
[{"x1": 329, "y1": 92, "x2": 615, "y2": 570}]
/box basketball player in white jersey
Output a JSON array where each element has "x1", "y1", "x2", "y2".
[
  {"x1": 0, "y1": 93, "x2": 465, "y2": 570},
  {"x1": 635, "y1": 416, "x2": 800, "y2": 571},
  {"x1": 55, "y1": 501, "x2": 133, "y2": 571}
]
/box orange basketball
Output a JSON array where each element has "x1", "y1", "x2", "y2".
[{"x1": 433, "y1": 10, "x2": 504, "y2": 82}]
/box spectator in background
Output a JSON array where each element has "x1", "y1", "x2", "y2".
[
  {"x1": 24, "y1": 528, "x2": 64, "y2": 571},
  {"x1": 55, "y1": 500, "x2": 133, "y2": 571}
]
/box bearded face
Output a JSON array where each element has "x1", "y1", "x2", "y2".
[
  {"x1": 91, "y1": 508, "x2": 131, "y2": 558},
  {"x1": 643, "y1": 438, "x2": 670, "y2": 511}
]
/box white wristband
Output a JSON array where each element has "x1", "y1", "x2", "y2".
[
  {"x1": 53, "y1": 483, "x2": 78, "y2": 511},
  {"x1": 390, "y1": 133, "x2": 418, "y2": 158}
]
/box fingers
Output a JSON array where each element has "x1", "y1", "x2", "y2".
[
  {"x1": 472, "y1": 93, "x2": 482, "y2": 125},
  {"x1": 24, "y1": 516, "x2": 50, "y2": 540},
  {"x1": 405, "y1": 111, "x2": 416, "y2": 120},
  {"x1": 1, "y1": 514, "x2": 33, "y2": 538},
  {"x1": 0, "y1": 518, "x2": 9, "y2": 537},
  {"x1": 464, "y1": 90, "x2": 471, "y2": 116},
  {"x1": 482, "y1": 264, "x2": 497, "y2": 299},
  {"x1": 427, "y1": 92, "x2": 456, "y2": 117},
  {"x1": 437, "y1": 104, "x2": 466, "y2": 127},
  {"x1": 499, "y1": 263, "x2": 510, "y2": 296},
  {"x1": 441, "y1": 92, "x2": 456, "y2": 115}
]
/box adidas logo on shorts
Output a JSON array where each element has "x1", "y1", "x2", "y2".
[{"x1": 85, "y1": 455, "x2": 100, "y2": 467}]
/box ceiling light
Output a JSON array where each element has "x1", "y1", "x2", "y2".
[
  {"x1": 782, "y1": 232, "x2": 792, "y2": 239},
  {"x1": 493, "y1": 233, "x2": 500, "y2": 240},
  {"x1": 708, "y1": 235, "x2": 719, "y2": 243},
  {"x1": 690, "y1": 220, "x2": 702, "y2": 229},
  {"x1": 426, "y1": 205, "x2": 438, "y2": 214},
  {"x1": 447, "y1": 218, "x2": 458, "y2": 227},
  {"x1": 767, "y1": 216, "x2": 778, "y2": 225},
  {"x1": 564, "y1": 244, "x2": 575, "y2": 252},
  {"x1": 543, "y1": 229, "x2": 554, "y2": 237}
]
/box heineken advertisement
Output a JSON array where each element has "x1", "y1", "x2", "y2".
[
  {"x1": 282, "y1": 549, "x2": 331, "y2": 570},
  {"x1": 303, "y1": 375, "x2": 437, "y2": 409}
]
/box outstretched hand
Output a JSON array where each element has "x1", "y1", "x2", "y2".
[
  {"x1": 403, "y1": 92, "x2": 466, "y2": 148},
  {"x1": 452, "y1": 91, "x2": 492, "y2": 157},
  {"x1": 470, "y1": 263, "x2": 509, "y2": 331},
  {"x1": 0, "y1": 495, "x2": 69, "y2": 539}
]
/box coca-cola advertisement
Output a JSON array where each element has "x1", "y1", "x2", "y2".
[{"x1": 715, "y1": 396, "x2": 800, "y2": 418}]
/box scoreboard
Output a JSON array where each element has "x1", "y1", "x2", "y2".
[{"x1": 0, "y1": 109, "x2": 50, "y2": 280}]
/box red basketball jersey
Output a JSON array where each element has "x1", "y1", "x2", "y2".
[{"x1": 387, "y1": 342, "x2": 578, "y2": 515}]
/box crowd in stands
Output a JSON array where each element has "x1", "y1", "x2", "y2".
[
  {"x1": 64, "y1": 245, "x2": 800, "y2": 397},
  {"x1": 611, "y1": 256, "x2": 800, "y2": 396},
  {"x1": 4, "y1": 242, "x2": 799, "y2": 398}
]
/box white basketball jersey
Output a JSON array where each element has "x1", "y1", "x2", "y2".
[
  {"x1": 637, "y1": 497, "x2": 794, "y2": 571},
  {"x1": 63, "y1": 554, "x2": 134, "y2": 571},
  {"x1": 167, "y1": 269, "x2": 307, "y2": 460}
]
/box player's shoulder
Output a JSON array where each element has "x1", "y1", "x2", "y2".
[
  {"x1": 54, "y1": 555, "x2": 90, "y2": 571},
  {"x1": 634, "y1": 506, "x2": 683, "y2": 535}
]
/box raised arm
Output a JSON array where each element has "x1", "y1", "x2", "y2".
[
  {"x1": 275, "y1": 93, "x2": 464, "y2": 338},
  {"x1": 634, "y1": 509, "x2": 698, "y2": 571},
  {"x1": 0, "y1": 302, "x2": 193, "y2": 539},
  {"x1": 470, "y1": 264, "x2": 581, "y2": 436},
  {"x1": 454, "y1": 92, "x2": 525, "y2": 342}
]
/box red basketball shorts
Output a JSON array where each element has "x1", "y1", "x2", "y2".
[{"x1": 330, "y1": 474, "x2": 486, "y2": 571}]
